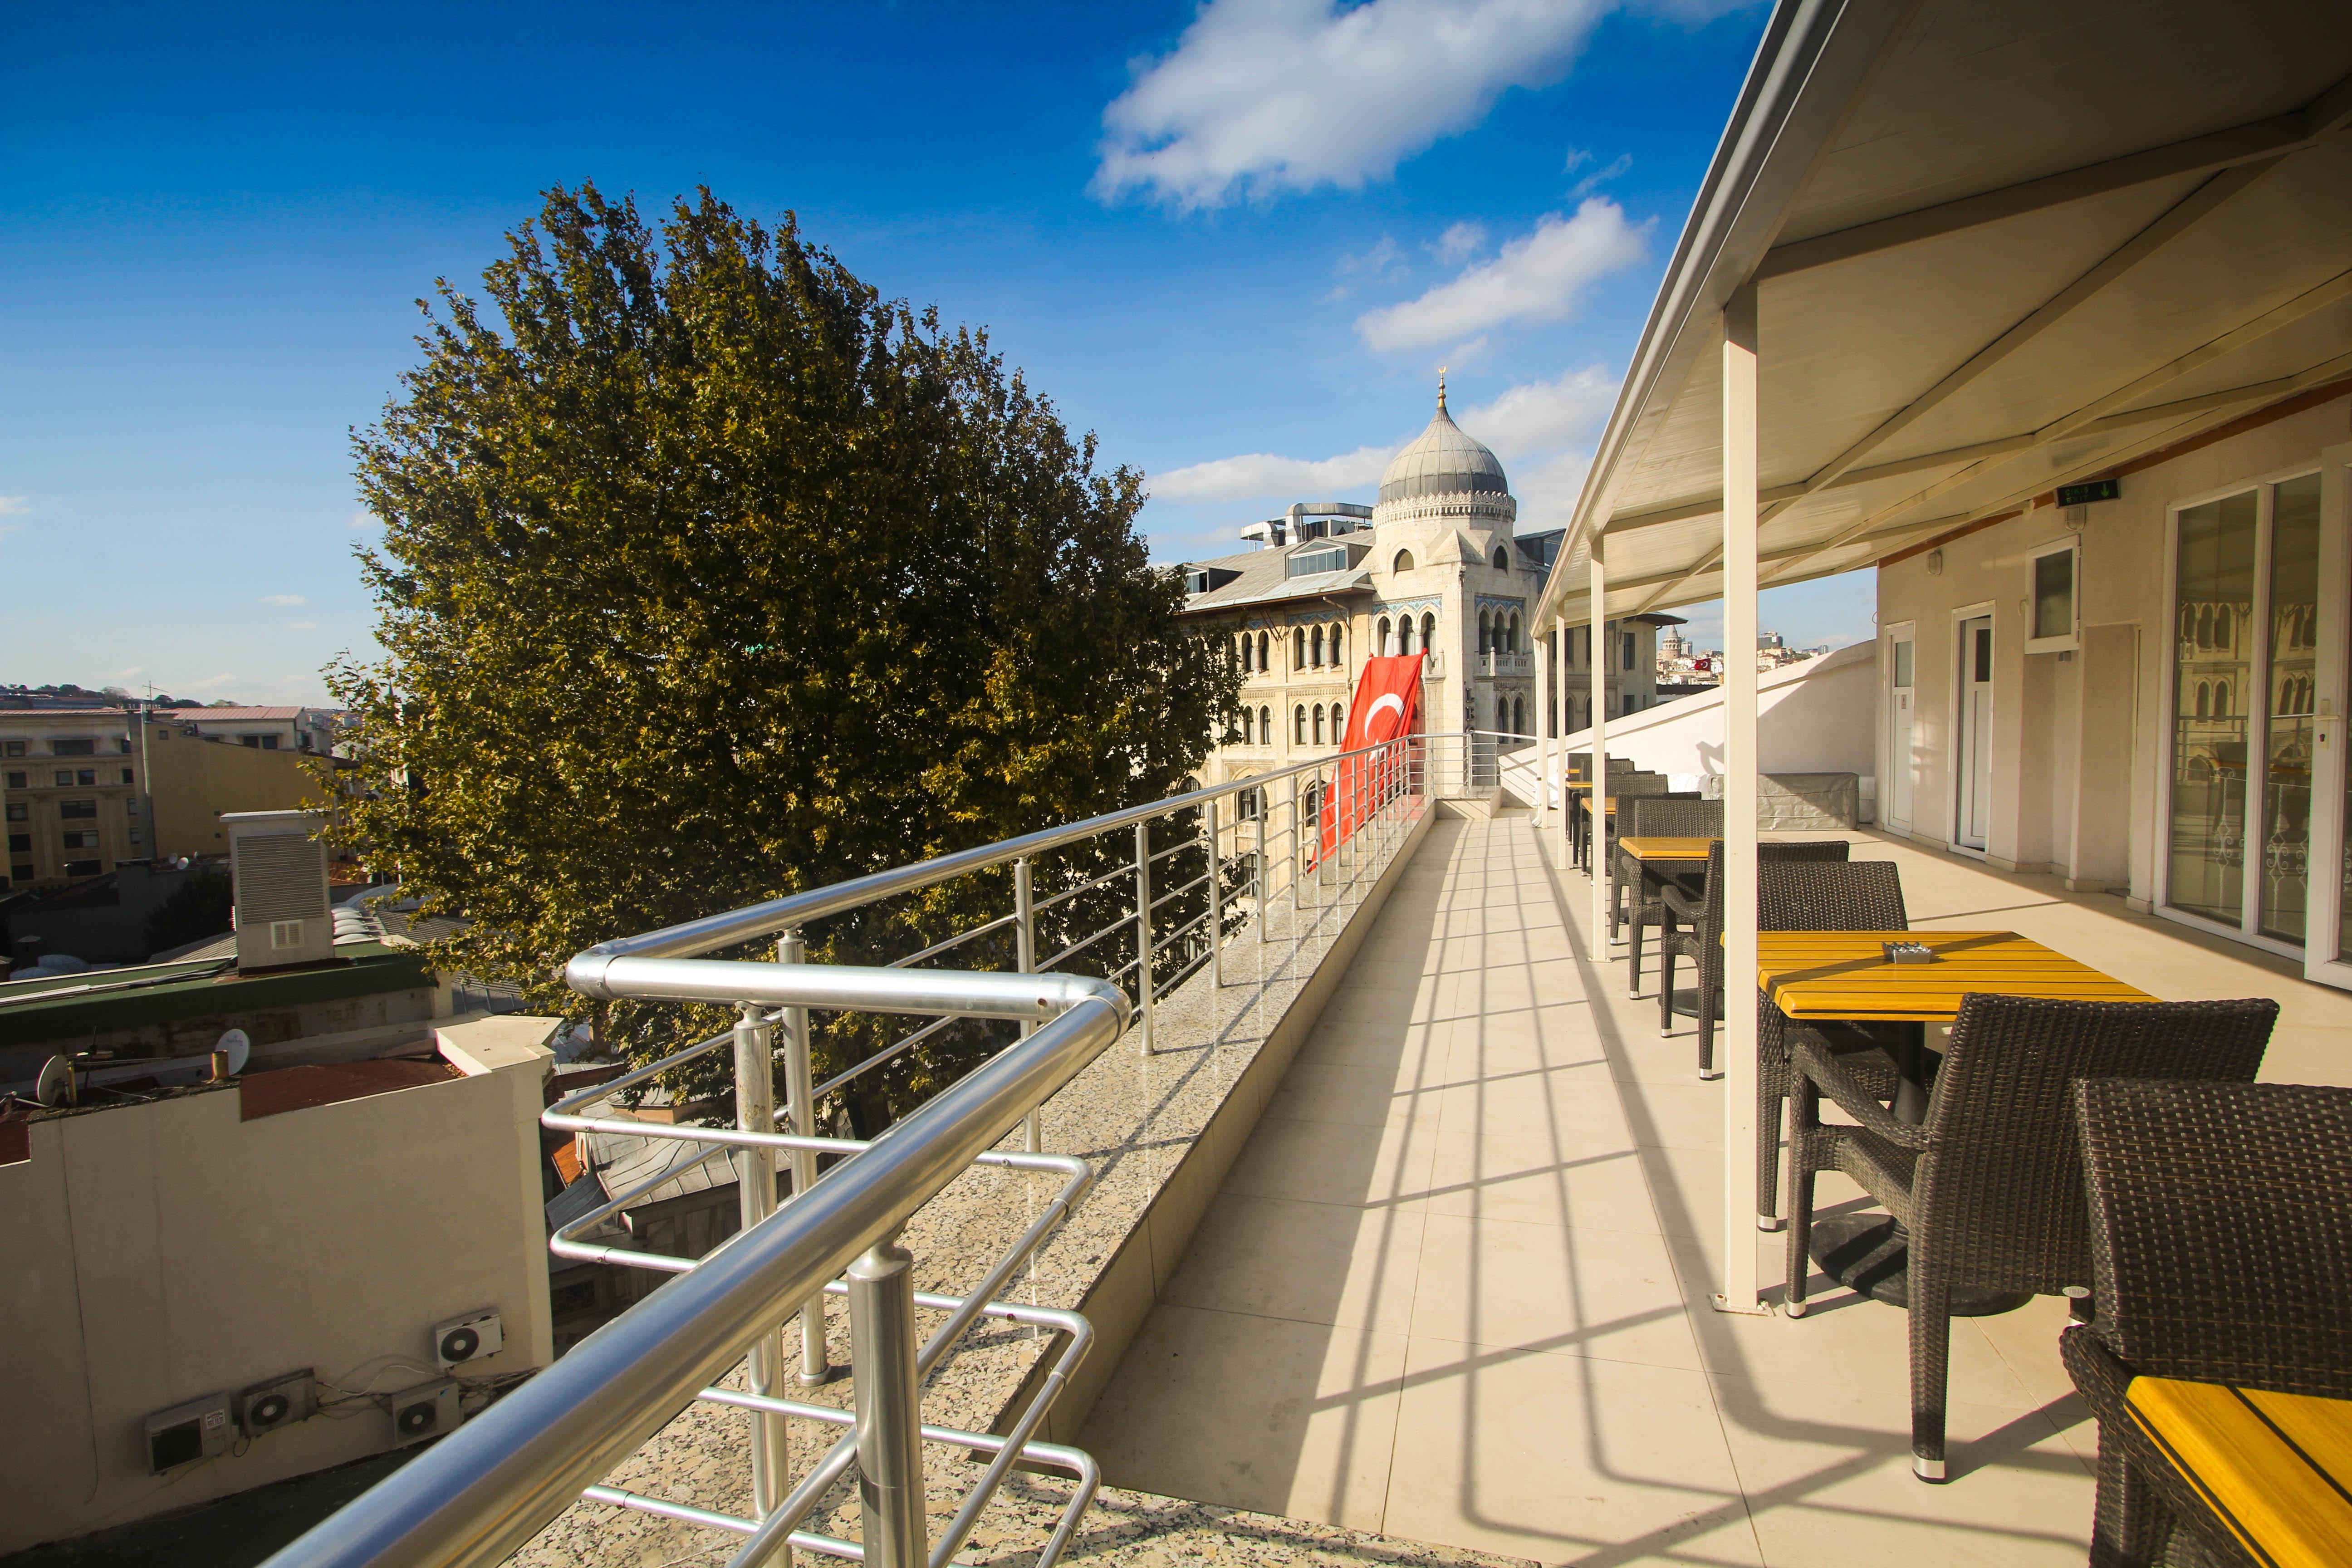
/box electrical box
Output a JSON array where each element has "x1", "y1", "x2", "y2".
[
  {"x1": 144, "y1": 1393, "x2": 232, "y2": 1474},
  {"x1": 432, "y1": 1308, "x2": 504, "y2": 1369},
  {"x1": 390, "y1": 1379, "x2": 462, "y2": 1446},
  {"x1": 236, "y1": 1369, "x2": 317, "y2": 1438}
]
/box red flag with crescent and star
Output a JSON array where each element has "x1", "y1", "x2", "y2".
[{"x1": 1323, "y1": 653, "x2": 1422, "y2": 857}]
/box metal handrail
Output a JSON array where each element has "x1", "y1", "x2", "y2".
[
  {"x1": 260, "y1": 969, "x2": 1126, "y2": 1568},
  {"x1": 272, "y1": 730, "x2": 1465, "y2": 1568},
  {"x1": 568, "y1": 735, "x2": 1428, "y2": 967}
]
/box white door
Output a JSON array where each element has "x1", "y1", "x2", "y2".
[
  {"x1": 1887, "y1": 630, "x2": 1916, "y2": 832},
  {"x1": 1956, "y1": 616, "x2": 1993, "y2": 850}
]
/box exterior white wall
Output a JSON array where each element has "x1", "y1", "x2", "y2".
[
  {"x1": 1555, "y1": 640, "x2": 1877, "y2": 780},
  {"x1": 1875, "y1": 394, "x2": 2352, "y2": 903},
  {"x1": 0, "y1": 1014, "x2": 557, "y2": 1553}
]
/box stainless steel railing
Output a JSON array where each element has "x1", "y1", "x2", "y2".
[{"x1": 267, "y1": 731, "x2": 1459, "y2": 1568}]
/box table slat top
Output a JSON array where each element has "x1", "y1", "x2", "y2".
[
  {"x1": 2128, "y1": 1375, "x2": 2352, "y2": 1568},
  {"x1": 1755, "y1": 930, "x2": 2153, "y2": 1022},
  {"x1": 1619, "y1": 836, "x2": 1720, "y2": 861}
]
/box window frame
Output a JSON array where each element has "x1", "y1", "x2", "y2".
[{"x1": 2024, "y1": 535, "x2": 2082, "y2": 655}]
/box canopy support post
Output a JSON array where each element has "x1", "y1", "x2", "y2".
[
  {"x1": 1716, "y1": 280, "x2": 1769, "y2": 1316},
  {"x1": 1589, "y1": 552, "x2": 1608, "y2": 943},
  {"x1": 1535, "y1": 615, "x2": 1553, "y2": 835}
]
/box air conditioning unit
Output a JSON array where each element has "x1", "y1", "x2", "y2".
[
  {"x1": 224, "y1": 810, "x2": 332, "y2": 973},
  {"x1": 144, "y1": 1392, "x2": 232, "y2": 1474},
  {"x1": 389, "y1": 1379, "x2": 462, "y2": 1446},
  {"x1": 432, "y1": 1308, "x2": 504, "y2": 1369},
  {"x1": 237, "y1": 1369, "x2": 317, "y2": 1438}
]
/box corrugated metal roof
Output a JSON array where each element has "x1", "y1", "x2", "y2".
[{"x1": 1182, "y1": 544, "x2": 1374, "y2": 615}]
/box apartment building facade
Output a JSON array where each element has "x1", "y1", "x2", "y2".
[{"x1": 2, "y1": 709, "x2": 144, "y2": 889}]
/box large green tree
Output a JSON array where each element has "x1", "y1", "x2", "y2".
[{"x1": 326, "y1": 185, "x2": 1236, "y2": 1119}]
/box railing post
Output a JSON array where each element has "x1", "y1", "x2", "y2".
[
  {"x1": 1013, "y1": 858, "x2": 1040, "y2": 1152},
  {"x1": 1205, "y1": 798, "x2": 1222, "y2": 990},
  {"x1": 847, "y1": 1236, "x2": 927, "y2": 1568},
  {"x1": 734, "y1": 1004, "x2": 789, "y2": 1546},
  {"x1": 778, "y1": 929, "x2": 827, "y2": 1387},
  {"x1": 1289, "y1": 773, "x2": 1303, "y2": 916},
  {"x1": 1134, "y1": 818, "x2": 1155, "y2": 1055},
  {"x1": 1254, "y1": 793, "x2": 1267, "y2": 944}
]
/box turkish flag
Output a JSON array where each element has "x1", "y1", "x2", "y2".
[{"x1": 1323, "y1": 654, "x2": 1423, "y2": 856}]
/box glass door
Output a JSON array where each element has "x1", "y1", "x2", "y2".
[
  {"x1": 1955, "y1": 617, "x2": 1992, "y2": 850},
  {"x1": 2163, "y1": 466, "x2": 2328, "y2": 956},
  {"x1": 1886, "y1": 627, "x2": 1916, "y2": 833}
]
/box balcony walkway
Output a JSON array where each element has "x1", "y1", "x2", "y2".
[{"x1": 1078, "y1": 809, "x2": 2352, "y2": 1566}]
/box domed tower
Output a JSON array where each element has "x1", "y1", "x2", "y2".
[{"x1": 1370, "y1": 375, "x2": 1516, "y2": 531}]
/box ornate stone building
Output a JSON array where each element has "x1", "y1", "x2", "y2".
[{"x1": 1178, "y1": 382, "x2": 1678, "y2": 794}]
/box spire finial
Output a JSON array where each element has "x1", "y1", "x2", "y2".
[{"x1": 1437, "y1": 366, "x2": 1448, "y2": 412}]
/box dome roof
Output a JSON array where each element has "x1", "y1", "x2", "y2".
[{"x1": 1378, "y1": 380, "x2": 1509, "y2": 504}]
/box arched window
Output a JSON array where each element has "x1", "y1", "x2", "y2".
[
  {"x1": 1477, "y1": 611, "x2": 1491, "y2": 654},
  {"x1": 2216, "y1": 606, "x2": 2233, "y2": 649},
  {"x1": 1240, "y1": 707, "x2": 1254, "y2": 744},
  {"x1": 1399, "y1": 617, "x2": 1415, "y2": 655},
  {"x1": 1257, "y1": 630, "x2": 1269, "y2": 670},
  {"x1": 1393, "y1": 549, "x2": 1416, "y2": 573},
  {"x1": 1329, "y1": 624, "x2": 1343, "y2": 667},
  {"x1": 1260, "y1": 705, "x2": 1272, "y2": 742},
  {"x1": 1513, "y1": 697, "x2": 1525, "y2": 736},
  {"x1": 1294, "y1": 627, "x2": 1307, "y2": 669},
  {"x1": 1377, "y1": 616, "x2": 1392, "y2": 656},
  {"x1": 1508, "y1": 613, "x2": 1522, "y2": 652},
  {"x1": 1294, "y1": 705, "x2": 1308, "y2": 744},
  {"x1": 1421, "y1": 612, "x2": 1436, "y2": 652},
  {"x1": 1493, "y1": 545, "x2": 1510, "y2": 571},
  {"x1": 1334, "y1": 700, "x2": 1347, "y2": 737},
  {"x1": 1238, "y1": 633, "x2": 1252, "y2": 672},
  {"x1": 1311, "y1": 626, "x2": 1325, "y2": 667},
  {"x1": 2215, "y1": 681, "x2": 2230, "y2": 715},
  {"x1": 1313, "y1": 705, "x2": 1326, "y2": 744}
]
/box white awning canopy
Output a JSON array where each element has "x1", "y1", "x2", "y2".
[{"x1": 1538, "y1": 0, "x2": 2352, "y2": 626}]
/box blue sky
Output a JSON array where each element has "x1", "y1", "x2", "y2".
[{"x1": 0, "y1": 0, "x2": 1874, "y2": 706}]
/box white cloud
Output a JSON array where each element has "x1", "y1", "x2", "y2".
[
  {"x1": 347, "y1": 510, "x2": 378, "y2": 529},
  {"x1": 285, "y1": 621, "x2": 319, "y2": 632},
  {"x1": 1151, "y1": 445, "x2": 1394, "y2": 505},
  {"x1": 186, "y1": 672, "x2": 240, "y2": 691},
  {"x1": 1430, "y1": 221, "x2": 1487, "y2": 266},
  {"x1": 1357, "y1": 199, "x2": 1647, "y2": 351},
  {"x1": 1095, "y1": 0, "x2": 1615, "y2": 209},
  {"x1": 261, "y1": 594, "x2": 306, "y2": 606},
  {"x1": 1569, "y1": 150, "x2": 1633, "y2": 199},
  {"x1": 1510, "y1": 448, "x2": 1599, "y2": 529},
  {"x1": 1456, "y1": 364, "x2": 1618, "y2": 457},
  {"x1": 0, "y1": 496, "x2": 28, "y2": 515}
]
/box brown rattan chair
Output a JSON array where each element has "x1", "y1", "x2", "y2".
[
  {"x1": 1617, "y1": 797, "x2": 1723, "y2": 987},
  {"x1": 1784, "y1": 995, "x2": 2277, "y2": 1483},
  {"x1": 2064, "y1": 1078, "x2": 2352, "y2": 1567},
  {"x1": 1655, "y1": 846, "x2": 1865, "y2": 1083}
]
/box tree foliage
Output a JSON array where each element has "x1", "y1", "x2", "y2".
[{"x1": 324, "y1": 184, "x2": 1236, "y2": 1120}]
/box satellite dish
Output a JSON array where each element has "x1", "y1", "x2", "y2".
[
  {"x1": 36, "y1": 1055, "x2": 76, "y2": 1108},
  {"x1": 216, "y1": 1029, "x2": 251, "y2": 1077}
]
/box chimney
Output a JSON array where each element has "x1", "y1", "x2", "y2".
[{"x1": 225, "y1": 810, "x2": 333, "y2": 973}]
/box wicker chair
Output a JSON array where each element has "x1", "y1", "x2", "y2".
[
  {"x1": 1582, "y1": 773, "x2": 1669, "y2": 872},
  {"x1": 1784, "y1": 995, "x2": 2277, "y2": 1483},
  {"x1": 2065, "y1": 1079, "x2": 2352, "y2": 1567},
  {"x1": 1616, "y1": 797, "x2": 1723, "y2": 991},
  {"x1": 1655, "y1": 846, "x2": 1863, "y2": 1085}
]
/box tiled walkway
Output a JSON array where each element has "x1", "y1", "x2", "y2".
[{"x1": 1078, "y1": 811, "x2": 2352, "y2": 1565}]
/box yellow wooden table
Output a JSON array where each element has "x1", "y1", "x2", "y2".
[
  {"x1": 2128, "y1": 1375, "x2": 2352, "y2": 1566},
  {"x1": 1618, "y1": 835, "x2": 1718, "y2": 862},
  {"x1": 1757, "y1": 929, "x2": 2153, "y2": 1027},
  {"x1": 1758, "y1": 929, "x2": 2151, "y2": 1308}
]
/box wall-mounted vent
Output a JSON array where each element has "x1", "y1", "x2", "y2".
[{"x1": 226, "y1": 810, "x2": 332, "y2": 972}]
